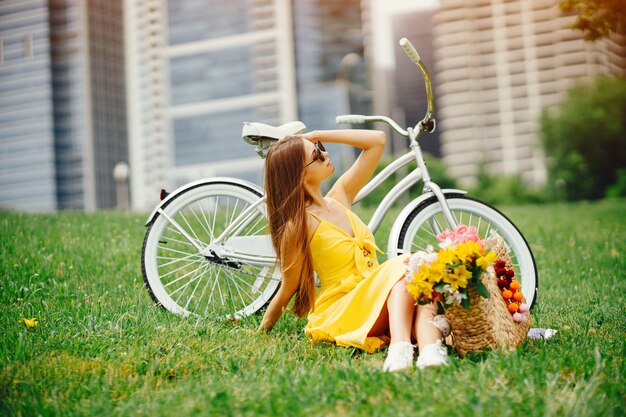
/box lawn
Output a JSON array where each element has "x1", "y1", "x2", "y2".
[{"x1": 1, "y1": 199, "x2": 625, "y2": 416}]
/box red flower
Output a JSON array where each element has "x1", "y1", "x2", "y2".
[
  {"x1": 505, "y1": 269, "x2": 515, "y2": 279},
  {"x1": 496, "y1": 260, "x2": 506, "y2": 269},
  {"x1": 496, "y1": 268, "x2": 506, "y2": 277},
  {"x1": 497, "y1": 279, "x2": 509, "y2": 288}
]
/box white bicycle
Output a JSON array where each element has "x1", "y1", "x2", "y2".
[{"x1": 141, "y1": 38, "x2": 538, "y2": 320}]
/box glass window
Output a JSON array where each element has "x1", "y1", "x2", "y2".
[{"x1": 173, "y1": 108, "x2": 260, "y2": 165}]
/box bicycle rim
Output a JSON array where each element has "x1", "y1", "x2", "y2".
[{"x1": 141, "y1": 182, "x2": 280, "y2": 319}]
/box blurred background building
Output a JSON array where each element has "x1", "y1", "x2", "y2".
[
  {"x1": 2, "y1": 0, "x2": 625, "y2": 212},
  {"x1": 0, "y1": 0, "x2": 126, "y2": 211},
  {"x1": 126, "y1": 0, "x2": 368, "y2": 211},
  {"x1": 432, "y1": 0, "x2": 626, "y2": 186}
]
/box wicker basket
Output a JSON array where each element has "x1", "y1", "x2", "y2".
[{"x1": 444, "y1": 237, "x2": 532, "y2": 354}]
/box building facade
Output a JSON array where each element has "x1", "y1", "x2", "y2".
[
  {"x1": 126, "y1": 0, "x2": 368, "y2": 211},
  {"x1": 1, "y1": 0, "x2": 57, "y2": 211},
  {"x1": 0, "y1": 0, "x2": 127, "y2": 211},
  {"x1": 126, "y1": 0, "x2": 297, "y2": 211},
  {"x1": 433, "y1": 0, "x2": 626, "y2": 186}
]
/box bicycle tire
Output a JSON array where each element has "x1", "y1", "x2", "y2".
[
  {"x1": 141, "y1": 181, "x2": 280, "y2": 319},
  {"x1": 395, "y1": 194, "x2": 538, "y2": 310}
]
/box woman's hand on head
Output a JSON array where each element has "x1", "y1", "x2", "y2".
[{"x1": 302, "y1": 131, "x2": 318, "y2": 143}]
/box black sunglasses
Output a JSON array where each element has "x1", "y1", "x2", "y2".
[{"x1": 304, "y1": 141, "x2": 326, "y2": 167}]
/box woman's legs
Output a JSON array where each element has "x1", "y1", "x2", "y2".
[
  {"x1": 413, "y1": 302, "x2": 443, "y2": 350},
  {"x1": 367, "y1": 279, "x2": 414, "y2": 342},
  {"x1": 375, "y1": 279, "x2": 448, "y2": 371},
  {"x1": 386, "y1": 280, "x2": 415, "y2": 344}
]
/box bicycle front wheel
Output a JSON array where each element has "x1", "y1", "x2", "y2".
[
  {"x1": 395, "y1": 195, "x2": 538, "y2": 310},
  {"x1": 141, "y1": 181, "x2": 280, "y2": 319}
]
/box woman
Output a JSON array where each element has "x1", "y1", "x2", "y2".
[{"x1": 258, "y1": 129, "x2": 449, "y2": 371}]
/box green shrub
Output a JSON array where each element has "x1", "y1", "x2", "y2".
[
  {"x1": 469, "y1": 164, "x2": 549, "y2": 206},
  {"x1": 540, "y1": 76, "x2": 626, "y2": 200},
  {"x1": 606, "y1": 168, "x2": 626, "y2": 198}
]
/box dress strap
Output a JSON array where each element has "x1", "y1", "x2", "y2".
[{"x1": 306, "y1": 210, "x2": 323, "y2": 222}]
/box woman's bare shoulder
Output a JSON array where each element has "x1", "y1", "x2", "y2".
[{"x1": 325, "y1": 188, "x2": 351, "y2": 208}]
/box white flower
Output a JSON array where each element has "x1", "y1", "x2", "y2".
[
  {"x1": 445, "y1": 290, "x2": 467, "y2": 306},
  {"x1": 438, "y1": 237, "x2": 454, "y2": 249},
  {"x1": 405, "y1": 246, "x2": 439, "y2": 281}
]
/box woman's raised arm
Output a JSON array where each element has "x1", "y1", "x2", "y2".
[{"x1": 304, "y1": 129, "x2": 386, "y2": 205}]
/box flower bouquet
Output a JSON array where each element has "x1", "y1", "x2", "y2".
[{"x1": 404, "y1": 224, "x2": 532, "y2": 354}]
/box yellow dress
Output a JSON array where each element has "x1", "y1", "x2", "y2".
[{"x1": 304, "y1": 198, "x2": 411, "y2": 353}]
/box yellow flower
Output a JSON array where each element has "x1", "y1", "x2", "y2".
[
  {"x1": 476, "y1": 251, "x2": 497, "y2": 269},
  {"x1": 443, "y1": 265, "x2": 472, "y2": 291},
  {"x1": 19, "y1": 317, "x2": 38, "y2": 328},
  {"x1": 437, "y1": 249, "x2": 455, "y2": 265}
]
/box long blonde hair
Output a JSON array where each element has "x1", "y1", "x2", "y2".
[{"x1": 264, "y1": 135, "x2": 315, "y2": 317}]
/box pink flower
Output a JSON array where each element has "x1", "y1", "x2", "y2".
[
  {"x1": 455, "y1": 224, "x2": 468, "y2": 235},
  {"x1": 436, "y1": 229, "x2": 455, "y2": 243}
]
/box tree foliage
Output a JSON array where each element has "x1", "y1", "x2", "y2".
[
  {"x1": 560, "y1": 0, "x2": 626, "y2": 41},
  {"x1": 540, "y1": 76, "x2": 626, "y2": 200}
]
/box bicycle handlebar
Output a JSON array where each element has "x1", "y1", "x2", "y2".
[
  {"x1": 399, "y1": 38, "x2": 435, "y2": 124},
  {"x1": 336, "y1": 115, "x2": 409, "y2": 137},
  {"x1": 335, "y1": 114, "x2": 366, "y2": 125},
  {"x1": 399, "y1": 38, "x2": 421, "y2": 63}
]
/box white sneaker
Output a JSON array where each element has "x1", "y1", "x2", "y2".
[
  {"x1": 416, "y1": 339, "x2": 450, "y2": 369},
  {"x1": 382, "y1": 342, "x2": 415, "y2": 372}
]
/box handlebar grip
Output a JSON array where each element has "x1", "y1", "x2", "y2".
[
  {"x1": 399, "y1": 38, "x2": 421, "y2": 63},
  {"x1": 336, "y1": 114, "x2": 366, "y2": 124}
]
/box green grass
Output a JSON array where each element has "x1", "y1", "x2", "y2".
[{"x1": 1, "y1": 199, "x2": 625, "y2": 416}]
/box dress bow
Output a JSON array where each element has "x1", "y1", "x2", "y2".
[{"x1": 354, "y1": 236, "x2": 383, "y2": 278}]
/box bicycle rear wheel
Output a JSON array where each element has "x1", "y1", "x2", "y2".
[
  {"x1": 141, "y1": 181, "x2": 280, "y2": 319},
  {"x1": 395, "y1": 195, "x2": 538, "y2": 310}
]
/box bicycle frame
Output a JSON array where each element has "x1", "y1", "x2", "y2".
[{"x1": 154, "y1": 38, "x2": 461, "y2": 267}]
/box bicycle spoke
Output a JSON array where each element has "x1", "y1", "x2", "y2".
[
  {"x1": 205, "y1": 265, "x2": 221, "y2": 313},
  {"x1": 214, "y1": 267, "x2": 226, "y2": 307},
  {"x1": 193, "y1": 264, "x2": 214, "y2": 314},
  {"x1": 210, "y1": 196, "x2": 220, "y2": 238},
  {"x1": 183, "y1": 263, "x2": 210, "y2": 311},
  {"x1": 226, "y1": 268, "x2": 257, "y2": 290},
  {"x1": 177, "y1": 210, "x2": 205, "y2": 247},
  {"x1": 191, "y1": 199, "x2": 214, "y2": 239},
  {"x1": 485, "y1": 220, "x2": 492, "y2": 237},
  {"x1": 245, "y1": 213, "x2": 265, "y2": 236},
  {"x1": 222, "y1": 268, "x2": 253, "y2": 308},
  {"x1": 158, "y1": 244, "x2": 200, "y2": 258},
  {"x1": 160, "y1": 233, "x2": 198, "y2": 248},
  {"x1": 223, "y1": 268, "x2": 237, "y2": 316},
  {"x1": 165, "y1": 225, "x2": 205, "y2": 248},
  {"x1": 228, "y1": 198, "x2": 240, "y2": 229},
  {"x1": 172, "y1": 265, "x2": 206, "y2": 304},
  {"x1": 164, "y1": 261, "x2": 206, "y2": 289},
  {"x1": 158, "y1": 258, "x2": 204, "y2": 279},
  {"x1": 157, "y1": 253, "x2": 199, "y2": 265},
  {"x1": 158, "y1": 244, "x2": 201, "y2": 258}
]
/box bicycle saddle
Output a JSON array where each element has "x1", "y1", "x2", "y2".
[{"x1": 241, "y1": 120, "x2": 307, "y2": 158}]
